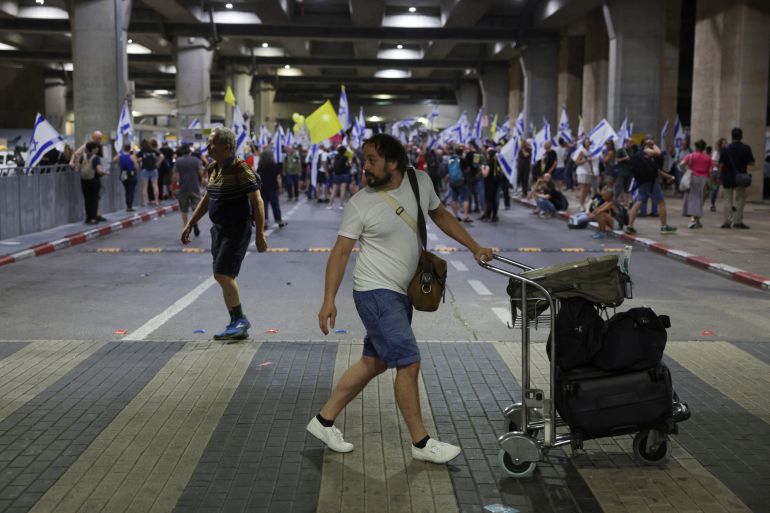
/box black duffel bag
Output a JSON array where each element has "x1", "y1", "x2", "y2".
[
  {"x1": 593, "y1": 307, "x2": 670, "y2": 372},
  {"x1": 547, "y1": 297, "x2": 605, "y2": 370}
]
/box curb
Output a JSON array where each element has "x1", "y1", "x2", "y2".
[
  {"x1": 0, "y1": 204, "x2": 179, "y2": 268},
  {"x1": 511, "y1": 196, "x2": 770, "y2": 292}
]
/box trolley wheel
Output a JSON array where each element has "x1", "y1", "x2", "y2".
[
  {"x1": 633, "y1": 430, "x2": 671, "y2": 465},
  {"x1": 498, "y1": 449, "x2": 537, "y2": 478}
]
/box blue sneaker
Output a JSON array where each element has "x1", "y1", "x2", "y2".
[
  {"x1": 214, "y1": 317, "x2": 251, "y2": 342},
  {"x1": 591, "y1": 231, "x2": 608, "y2": 239}
]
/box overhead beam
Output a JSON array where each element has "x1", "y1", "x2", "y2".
[
  {"x1": 256, "y1": 74, "x2": 461, "y2": 87},
  {"x1": 0, "y1": 48, "x2": 173, "y2": 63},
  {"x1": 0, "y1": 18, "x2": 517, "y2": 42}
]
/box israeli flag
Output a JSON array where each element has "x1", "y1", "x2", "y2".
[
  {"x1": 427, "y1": 104, "x2": 440, "y2": 127},
  {"x1": 231, "y1": 104, "x2": 249, "y2": 158},
  {"x1": 587, "y1": 119, "x2": 618, "y2": 157},
  {"x1": 660, "y1": 119, "x2": 669, "y2": 149},
  {"x1": 577, "y1": 115, "x2": 585, "y2": 140},
  {"x1": 188, "y1": 118, "x2": 201, "y2": 130},
  {"x1": 472, "y1": 109, "x2": 483, "y2": 143},
  {"x1": 532, "y1": 117, "x2": 551, "y2": 164},
  {"x1": 673, "y1": 116, "x2": 685, "y2": 150},
  {"x1": 258, "y1": 124, "x2": 269, "y2": 148},
  {"x1": 496, "y1": 137, "x2": 518, "y2": 187},
  {"x1": 26, "y1": 113, "x2": 65, "y2": 168},
  {"x1": 116, "y1": 101, "x2": 133, "y2": 151},
  {"x1": 514, "y1": 113, "x2": 525, "y2": 139},
  {"x1": 337, "y1": 85, "x2": 350, "y2": 131},
  {"x1": 309, "y1": 143, "x2": 320, "y2": 187},
  {"x1": 284, "y1": 128, "x2": 294, "y2": 149},
  {"x1": 457, "y1": 111, "x2": 469, "y2": 144},
  {"x1": 558, "y1": 106, "x2": 572, "y2": 144},
  {"x1": 615, "y1": 115, "x2": 629, "y2": 146},
  {"x1": 274, "y1": 125, "x2": 284, "y2": 163},
  {"x1": 493, "y1": 116, "x2": 510, "y2": 143}
]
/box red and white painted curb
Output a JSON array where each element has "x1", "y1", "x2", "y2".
[
  {"x1": 512, "y1": 196, "x2": 770, "y2": 292},
  {"x1": 0, "y1": 204, "x2": 179, "y2": 268}
]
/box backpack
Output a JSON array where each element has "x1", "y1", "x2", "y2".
[
  {"x1": 141, "y1": 151, "x2": 157, "y2": 170},
  {"x1": 630, "y1": 151, "x2": 658, "y2": 183},
  {"x1": 118, "y1": 154, "x2": 135, "y2": 181},
  {"x1": 447, "y1": 157, "x2": 464, "y2": 186},
  {"x1": 546, "y1": 297, "x2": 605, "y2": 370},
  {"x1": 78, "y1": 155, "x2": 95, "y2": 180},
  {"x1": 593, "y1": 307, "x2": 670, "y2": 372},
  {"x1": 614, "y1": 205, "x2": 629, "y2": 229},
  {"x1": 567, "y1": 212, "x2": 589, "y2": 229},
  {"x1": 552, "y1": 190, "x2": 569, "y2": 211}
]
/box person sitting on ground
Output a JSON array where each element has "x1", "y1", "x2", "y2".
[
  {"x1": 588, "y1": 187, "x2": 616, "y2": 239},
  {"x1": 532, "y1": 174, "x2": 558, "y2": 218}
]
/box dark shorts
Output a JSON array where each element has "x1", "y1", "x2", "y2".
[
  {"x1": 634, "y1": 181, "x2": 664, "y2": 203},
  {"x1": 552, "y1": 167, "x2": 565, "y2": 181},
  {"x1": 177, "y1": 191, "x2": 201, "y2": 213},
  {"x1": 211, "y1": 221, "x2": 252, "y2": 278},
  {"x1": 450, "y1": 184, "x2": 470, "y2": 204},
  {"x1": 353, "y1": 289, "x2": 420, "y2": 369},
  {"x1": 332, "y1": 173, "x2": 351, "y2": 185}
]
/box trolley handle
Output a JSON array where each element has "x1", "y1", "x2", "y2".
[{"x1": 478, "y1": 254, "x2": 555, "y2": 308}]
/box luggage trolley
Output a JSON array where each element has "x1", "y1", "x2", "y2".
[{"x1": 479, "y1": 253, "x2": 690, "y2": 478}]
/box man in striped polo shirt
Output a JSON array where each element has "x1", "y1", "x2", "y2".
[{"x1": 181, "y1": 127, "x2": 268, "y2": 341}]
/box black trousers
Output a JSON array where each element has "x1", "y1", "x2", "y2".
[
  {"x1": 499, "y1": 174, "x2": 511, "y2": 208},
  {"x1": 122, "y1": 178, "x2": 137, "y2": 209},
  {"x1": 483, "y1": 177, "x2": 500, "y2": 219},
  {"x1": 262, "y1": 189, "x2": 282, "y2": 223},
  {"x1": 81, "y1": 178, "x2": 100, "y2": 221}
]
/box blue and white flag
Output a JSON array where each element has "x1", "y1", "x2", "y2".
[
  {"x1": 259, "y1": 124, "x2": 269, "y2": 148},
  {"x1": 558, "y1": 106, "x2": 572, "y2": 144},
  {"x1": 351, "y1": 107, "x2": 365, "y2": 149},
  {"x1": 457, "y1": 111, "x2": 470, "y2": 144},
  {"x1": 274, "y1": 125, "x2": 285, "y2": 163},
  {"x1": 116, "y1": 101, "x2": 133, "y2": 151},
  {"x1": 231, "y1": 104, "x2": 249, "y2": 158},
  {"x1": 614, "y1": 115, "x2": 629, "y2": 146},
  {"x1": 188, "y1": 118, "x2": 201, "y2": 130},
  {"x1": 27, "y1": 113, "x2": 65, "y2": 168},
  {"x1": 577, "y1": 115, "x2": 585, "y2": 140},
  {"x1": 660, "y1": 119, "x2": 669, "y2": 149},
  {"x1": 284, "y1": 128, "x2": 294, "y2": 149},
  {"x1": 586, "y1": 118, "x2": 617, "y2": 157},
  {"x1": 494, "y1": 116, "x2": 510, "y2": 143},
  {"x1": 309, "y1": 143, "x2": 320, "y2": 187},
  {"x1": 532, "y1": 117, "x2": 551, "y2": 164},
  {"x1": 391, "y1": 118, "x2": 417, "y2": 144},
  {"x1": 673, "y1": 116, "x2": 685, "y2": 150},
  {"x1": 496, "y1": 137, "x2": 518, "y2": 187},
  {"x1": 337, "y1": 85, "x2": 350, "y2": 131},
  {"x1": 511, "y1": 112, "x2": 525, "y2": 159},
  {"x1": 427, "y1": 104, "x2": 440, "y2": 128},
  {"x1": 472, "y1": 109, "x2": 483, "y2": 143}
]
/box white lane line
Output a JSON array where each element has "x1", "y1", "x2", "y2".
[
  {"x1": 427, "y1": 233, "x2": 438, "y2": 242},
  {"x1": 264, "y1": 229, "x2": 275, "y2": 237},
  {"x1": 123, "y1": 276, "x2": 216, "y2": 341},
  {"x1": 451, "y1": 260, "x2": 468, "y2": 271},
  {"x1": 467, "y1": 279, "x2": 492, "y2": 296},
  {"x1": 492, "y1": 307, "x2": 511, "y2": 326}
]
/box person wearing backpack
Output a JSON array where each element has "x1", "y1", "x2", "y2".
[
  {"x1": 139, "y1": 139, "x2": 164, "y2": 207},
  {"x1": 624, "y1": 136, "x2": 677, "y2": 235},
  {"x1": 79, "y1": 142, "x2": 108, "y2": 225},
  {"x1": 113, "y1": 143, "x2": 139, "y2": 212},
  {"x1": 447, "y1": 148, "x2": 471, "y2": 223}
]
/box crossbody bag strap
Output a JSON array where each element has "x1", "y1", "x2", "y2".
[
  {"x1": 404, "y1": 166, "x2": 428, "y2": 250},
  {"x1": 377, "y1": 191, "x2": 418, "y2": 232}
]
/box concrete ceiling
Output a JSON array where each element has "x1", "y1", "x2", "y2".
[{"x1": 0, "y1": 0, "x2": 539, "y2": 103}]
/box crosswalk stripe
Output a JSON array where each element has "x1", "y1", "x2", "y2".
[
  {"x1": 492, "y1": 307, "x2": 511, "y2": 327},
  {"x1": 450, "y1": 260, "x2": 468, "y2": 271},
  {"x1": 468, "y1": 279, "x2": 492, "y2": 296},
  {"x1": 29, "y1": 341, "x2": 260, "y2": 513}
]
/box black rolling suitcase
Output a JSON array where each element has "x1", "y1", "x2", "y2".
[{"x1": 555, "y1": 363, "x2": 674, "y2": 441}]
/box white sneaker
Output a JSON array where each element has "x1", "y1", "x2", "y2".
[
  {"x1": 306, "y1": 417, "x2": 354, "y2": 453},
  {"x1": 411, "y1": 438, "x2": 461, "y2": 464}
]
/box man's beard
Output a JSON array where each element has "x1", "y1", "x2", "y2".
[{"x1": 365, "y1": 169, "x2": 393, "y2": 188}]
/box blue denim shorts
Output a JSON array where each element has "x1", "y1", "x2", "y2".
[
  {"x1": 634, "y1": 181, "x2": 664, "y2": 203},
  {"x1": 141, "y1": 168, "x2": 159, "y2": 181},
  {"x1": 353, "y1": 289, "x2": 420, "y2": 368},
  {"x1": 450, "y1": 184, "x2": 470, "y2": 204}
]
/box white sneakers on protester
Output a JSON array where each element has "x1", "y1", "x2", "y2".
[
  {"x1": 411, "y1": 438, "x2": 462, "y2": 464},
  {"x1": 306, "y1": 417, "x2": 354, "y2": 453}
]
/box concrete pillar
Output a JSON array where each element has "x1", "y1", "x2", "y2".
[
  {"x1": 690, "y1": 0, "x2": 770, "y2": 201},
  {"x1": 480, "y1": 67, "x2": 509, "y2": 124},
  {"x1": 252, "y1": 73, "x2": 276, "y2": 128},
  {"x1": 456, "y1": 80, "x2": 480, "y2": 120},
  {"x1": 558, "y1": 33, "x2": 584, "y2": 132},
  {"x1": 606, "y1": 0, "x2": 666, "y2": 136},
  {"x1": 581, "y1": 7, "x2": 608, "y2": 130},
  {"x1": 44, "y1": 75, "x2": 67, "y2": 133},
  {"x1": 70, "y1": 0, "x2": 126, "y2": 144},
  {"x1": 508, "y1": 56, "x2": 524, "y2": 119},
  {"x1": 175, "y1": 37, "x2": 213, "y2": 132},
  {"x1": 521, "y1": 37, "x2": 559, "y2": 129},
  {"x1": 225, "y1": 71, "x2": 254, "y2": 129},
  {"x1": 659, "y1": 0, "x2": 681, "y2": 138}
]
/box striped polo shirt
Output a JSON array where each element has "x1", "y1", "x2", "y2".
[{"x1": 206, "y1": 158, "x2": 261, "y2": 225}]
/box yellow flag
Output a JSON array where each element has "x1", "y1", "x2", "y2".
[
  {"x1": 305, "y1": 100, "x2": 342, "y2": 144},
  {"x1": 491, "y1": 114, "x2": 498, "y2": 139},
  {"x1": 224, "y1": 86, "x2": 236, "y2": 107}
]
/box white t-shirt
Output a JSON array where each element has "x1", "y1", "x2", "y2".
[
  {"x1": 575, "y1": 146, "x2": 593, "y2": 176},
  {"x1": 554, "y1": 146, "x2": 568, "y2": 168},
  {"x1": 338, "y1": 170, "x2": 441, "y2": 294}
]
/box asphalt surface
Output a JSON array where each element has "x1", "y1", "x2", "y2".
[{"x1": 1, "y1": 195, "x2": 769, "y2": 344}]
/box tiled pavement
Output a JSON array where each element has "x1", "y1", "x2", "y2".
[{"x1": 0, "y1": 339, "x2": 768, "y2": 513}]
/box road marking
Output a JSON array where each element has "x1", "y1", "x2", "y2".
[
  {"x1": 492, "y1": 307, "x2": 511, "y2": 326},
  {"x1": 123, "y1": 276, "x2": 216, "y2": 341},
  {"x1": 468, "y1": 279, "x2": 492, "y2": 296},
  {"x1": 450, "y1": 260, "x2": 468, "y2": 271},
  {"x1": 427, "y1": 233, "x2": 438, "y2": 241}
]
